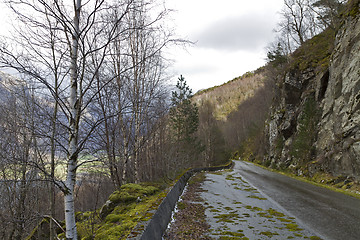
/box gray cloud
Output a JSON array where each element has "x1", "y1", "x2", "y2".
[{"x1": 192, "y1": 13, "x2": 275, "y2": 51}]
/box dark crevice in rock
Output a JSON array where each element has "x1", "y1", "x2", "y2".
[{"x1": 318, "y1": 70, "x2": 329, "y2": 101}]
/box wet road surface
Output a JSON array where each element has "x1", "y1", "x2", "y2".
[
  {"x1": 167, "y1": 160, "x2": 360, "y2": 239},
  {"x1": 200, "y1": 162, "x2": 319, "y2": 239},
  {"x1": 233, "y1": 160, "x2": 360, "y2": 240}
]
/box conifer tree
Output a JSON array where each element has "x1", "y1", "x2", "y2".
[
  {"x1": 169, "y1": 75, "x2": 201, "y2": 167},
  {"x1": 169, "y1": 75, "x2": 199, "y2": 144}
]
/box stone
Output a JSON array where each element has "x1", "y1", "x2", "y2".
[{"x1": 266, "y1": 11, "x2": 360, "y2": 179}]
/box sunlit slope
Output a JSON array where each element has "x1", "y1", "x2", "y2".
[{"x1": 193, "y1": 70, "x2": 266, "y2": 121}]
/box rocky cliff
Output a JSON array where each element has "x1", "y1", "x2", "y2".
[{"x1": 265, "y1": 1, "x2": 360, "y2": 179}]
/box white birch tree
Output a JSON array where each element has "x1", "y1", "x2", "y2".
[
  {"x1": 0, "y1": 0, "x2": 137, "y2": 238},
  {"x1": 0, "y1": 0, "x2": 183, "y2": 238}
]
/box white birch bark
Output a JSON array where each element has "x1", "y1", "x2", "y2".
[{"x1": 64, "y1": 0, "x2": 81, "y2": 239}]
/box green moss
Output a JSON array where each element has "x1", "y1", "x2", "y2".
[
  {"x1": 225, "y1": 174, "x2": 236, "y2": 181},
  {"x1": 69, "y1": 181, "x2": 166, "y2": 240},
  {"x1": 243, "y1": 187, "x2": 258, "y2": 192},
  {"x1": 214, "y1": 213, "x2": 240, "y2": 223},
  {"x1": 214, "y1": 230, "x2": 248, "y2": 239},
  {"x1": 285, "y1": 223, "x2": 303, "y2": 232},
  {"x1": 108, "y1": 191, "x2": 137, "y2": 203},
  {"x1": 260, "y1": 231, "x2": 279, "y2": 237},
  {"x1": 277, "y1": 217, "x2": 293, "y2": 223},
  {"x1": 25, "y1": 217, "x2": 51, "y2": 240},
  {"x1": 94, "y1": 222, "x2": 135, "y2": 240},
  {"x1": 210, "y1": 208, "x2": 221, "y2": 213},
  {"x1": 310, "y1": 236, "x2": 323, "y2": 240},
  {"x1": 247, "y1": 195, "x2": 267, "y2": 200},
  {"x1": 105, "y1": 214, "x2": 124, "y2": 223},
  {"x1": 245, "y1": 205, "x2": 263, "y2": 212},
  {"x1": 120, "y1": 183, "x2": 159, "y2": 196},
  {"x1": 177, "y1": 201, "x2": 186, "y2": 210},
  {"x1": 267, "y1": 208, "x2": 285, "y2": 218},
  {"x1": 215, "y1": 230, "x2": 245, "y2": 237},
  {"x1": 343, "y1": 0, "x2": 360, "y2": 17},
  {"x1": 290, "y1": 28, "x2": 335, "y2": 72},
  {"x1": 219, "y1": 237, "x2": 249, "y2": 240},
  {"x1": 257, "y1": 208, "x2": 287, "y2": 220},
  {"x1": 107, "y1": 182, "x2": 159, "y2": 205},
  {"x1": 188, "y1": 172, "x2": 206, "y2": 185}
]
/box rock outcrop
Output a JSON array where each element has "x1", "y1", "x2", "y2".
[
  {"x1": 265, "y1": 1, "x2": 360, "y2": 179},
  {"x1": 317, "y1": 10, "x2": 360, "y2": 177}
]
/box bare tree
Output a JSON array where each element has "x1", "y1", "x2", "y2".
[
  {"x1": 0, "y1": 0, "x2": 139, "y2": 238},
  {"x1": 277, "y1": 0, "x2": 345, "y2": 52},
  {"x1": 0, "y1": 0, "x2": 183, "y2": 238},
  {"x1": 279, "y1": 0, "x2": 313, "y2": 47},
  {"x1": 307, "y1": 0, "x2": 345, "y2": 29},
  {"x1": 91, "y1": 0, "x2": 175, "y2": 186},
  {"x1": 0, "y1": 74, "x2": 49, "y2": 239}
]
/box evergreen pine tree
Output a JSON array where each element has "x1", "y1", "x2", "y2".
[
  {"x1": 169, "y1": 75, "x2": 201, "y2": 167},
  {"x1": 169, "y1": 75, "x2": 199, "y2": 144}
]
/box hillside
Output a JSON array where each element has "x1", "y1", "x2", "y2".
[{"x1": 193, "y1": 70, "x2": 266, "y2": 120}]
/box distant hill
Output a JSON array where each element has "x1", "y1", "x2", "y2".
[{"x1": 193, "y1": 70, "x2": 266, "y2": 121}]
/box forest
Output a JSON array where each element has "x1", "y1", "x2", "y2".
[{"x1": 0, "y1": 0, "x2": 351, "y2": 239}]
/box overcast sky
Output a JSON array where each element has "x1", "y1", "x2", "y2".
[
  {"x1": 0, "y1": 0, "x2": 284, "y2": 92},
  {"x1": 165, "y1": 0, "x2": 284, "y2": 92}
]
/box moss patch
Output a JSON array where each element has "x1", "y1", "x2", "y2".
[
  {"x1": 290, "y1": 28, "x2": 335, "y2": 72},
  {"x1": 285, "y1": 223, "x2": 303, "y2": 232},
  {"x1": 247, "y1": 195, "x2": 267, "y2": 200},
  {"x1": 214, "y1": 213, "x2": 240, "y2": 223},
  {"x1": 65, "y1": 182, "x2": 165, "y2": 240},
  {"x1": 260, "y1": 231, "x2": 279, "y2": 237}
]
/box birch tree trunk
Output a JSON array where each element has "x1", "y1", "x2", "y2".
[{"x1": 64, "y1": 0, "x2": 81, "y2": 239}]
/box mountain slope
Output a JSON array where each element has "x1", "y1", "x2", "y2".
[{"x1": 193, "y1": 70, "x2": 266, "y2": 121}]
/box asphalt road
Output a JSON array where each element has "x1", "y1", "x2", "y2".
[
  {"x1": 234, "y1": 160, "x2": 360, "y2": 240},
  {"x1": 201, "y1": 166, "x2": 317, "y2": 239}
]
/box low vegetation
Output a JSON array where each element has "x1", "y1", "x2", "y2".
[
  {"x1": 59, "y1": 182, "x2": 167, "y2": 240},
  {"x1": 290, "y1": 28, "x2": 335, "y2": 72}
]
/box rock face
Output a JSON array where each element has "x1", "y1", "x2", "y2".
[
  {"x1": 317, "y1": 13, "x2": 360, "y2": 177},
  {"x1": 266, "y1": 8, "x2": 360, "y2": 179}
]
